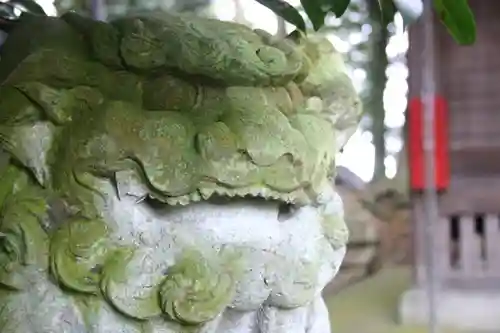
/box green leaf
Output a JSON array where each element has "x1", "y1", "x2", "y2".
[
  {"x1": 327, "y1": 0, "x2": 350, "y2": 18},
  {"x1": 434, "y1": 0, "x2": 476, "y2": 45},
  {"x1": 300, "y1": 0, "x2": 324, "y2": 31},
  {"x1": 377, "y1": 0, "x2": 397, "y2": 25},
  {"x1": 301, "y1": 0, "x2": 327, "y2": 31},
  {"x1": 255, "y1": 0, "x2": 306, "y2": 32}
]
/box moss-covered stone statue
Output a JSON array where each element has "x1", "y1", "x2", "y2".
[{"x1": 0, "y1": 9, "x2": 360, "y2": 333}]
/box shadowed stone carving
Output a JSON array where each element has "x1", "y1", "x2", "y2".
[{"x1": 0, "y1": 10, "x2": 361, "y2": 332}]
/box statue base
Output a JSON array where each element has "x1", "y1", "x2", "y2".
[{"x1": 399, "y1": 287, "x2": 500, "y2": 331}]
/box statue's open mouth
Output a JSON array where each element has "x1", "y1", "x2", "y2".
[
  {"x1": 111, "y1": 162, "x2": 315, "y2": 209},
  {"x1": 138, "y1": 191, "x2": 300, "y2": 223}
]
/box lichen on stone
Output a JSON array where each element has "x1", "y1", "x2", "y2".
[
  {"x1": 0, "y1": 9, "x2": 360, "y2": 332},
  {"x1": 158, "y1": 248, "x2": 240, "y2": 325},
  {"x1": 0, "y1": 11, "x2": 361, "y2": 209},
  {"x1": 100, "y1": 246, "x2": 164, "y2": 320},
  {"x1": 0, "y1": 163, "x2": 49, "y2": 291},
  {"x1": 50, "y1": 217, "x2": 111, "y2": 294}
]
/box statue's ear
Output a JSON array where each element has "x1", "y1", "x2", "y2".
[
  {"x1": 0, "y1": 84, "x2": 57, "y2": 187},
  {"x1": 14, "y1": 82, "x2": 85, "y2": 125},
  {"x1": 0, "y1": 122, "x2": 55, "y2": 187}
]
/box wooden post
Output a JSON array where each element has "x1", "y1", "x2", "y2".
[
  {"x1": 435, "y1": 216, "x2": 451, "y2": 280},
  {"x1": 459, "y1": 216, "x2": 482, "y2": 276},
  {"x1": 485, "y1": 214, "x2": 500, "y2": 273}
]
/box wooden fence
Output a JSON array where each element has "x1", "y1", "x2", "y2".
[{"x1": 414, "y1": 203, "x2": 500, "y2": 289}]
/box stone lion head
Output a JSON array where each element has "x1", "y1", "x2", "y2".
[{"x1": 0, "y1": 11, "x2": 360, "y2": 332}]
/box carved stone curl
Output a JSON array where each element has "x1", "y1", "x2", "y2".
[{"x1": 0, "y1": 10, "x2": 361, "y2": 333}]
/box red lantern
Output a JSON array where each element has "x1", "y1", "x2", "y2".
[{"x1": 408, "y1": 96, "x2": 449, "y2": 191}]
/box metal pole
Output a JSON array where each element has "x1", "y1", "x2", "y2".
[{"x1": 420, "y1": 0, "x2": 439, "y2": 332}]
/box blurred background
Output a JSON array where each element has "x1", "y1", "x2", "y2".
[{"x1": 4, "y1": 1, "x2": 496, "y2": 332}]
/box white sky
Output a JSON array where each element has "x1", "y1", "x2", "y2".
[{"x1": 36, "y1": 0, "x2": 57, "y2": 15}]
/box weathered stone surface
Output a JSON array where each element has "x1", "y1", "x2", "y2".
[{"x1": 0, "y1": 11, "x2": 360, "y2": 332}]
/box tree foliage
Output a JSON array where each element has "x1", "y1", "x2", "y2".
[
  {"x1": 0, "y1": 0, "x2": 476, "y2": 45},
  {"x1": 258, "y1": 0, "x2": 476, "y2": 45}
]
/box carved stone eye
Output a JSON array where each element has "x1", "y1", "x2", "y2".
[{"x1": 256, "y1": 46, "x2": 287, "y2": 71}]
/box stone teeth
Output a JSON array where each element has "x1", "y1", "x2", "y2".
[
  {"x1": 213, "y1": 188, "x2": 231, "y2": 196},
  {"x1": 189, "y1": 192, "x2": 202, "y2": 202},
  {"x1": 247, "y1": 188, "x2": 260, "y2": 196},
  {"x1": 165, "y1": 197, "x2": 177, "y2": 205},
  {"x1": 165, "y1": 195, "x2": 191, "y2": 206},
  {"x1": 157, "y1": 186, "x2": 306, "y2": 206},
  {"x1": 199, "y1": 188, "x2": 215, "y2": 199},
  {"x1": 179, "y1": 197, "x2": 191, "y2": 205}
]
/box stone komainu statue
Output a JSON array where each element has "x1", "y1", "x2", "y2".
[{"x1": 0, "y1": 9, "x2": 361, "y2": 333}]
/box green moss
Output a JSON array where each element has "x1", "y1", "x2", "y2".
[
  {"x1": 0, "y1": 11, "x2": 360, "y2": 330},
  {"x1": 0, "y1": 164, "x2": 49, "y2": 290},
  {"x1": 50, "y1": 217, "x2": 111, "y2": 294},
  {"x1": 0, "y1": 13, "x2": 361, "y2": 208},
  {"x1": 159, "y1": 249, "x2": 240, "y2": 325}
]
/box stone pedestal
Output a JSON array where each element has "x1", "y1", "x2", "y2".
[{"x1": 399, "y1": 287, "x2": 500, "y2": 331}]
